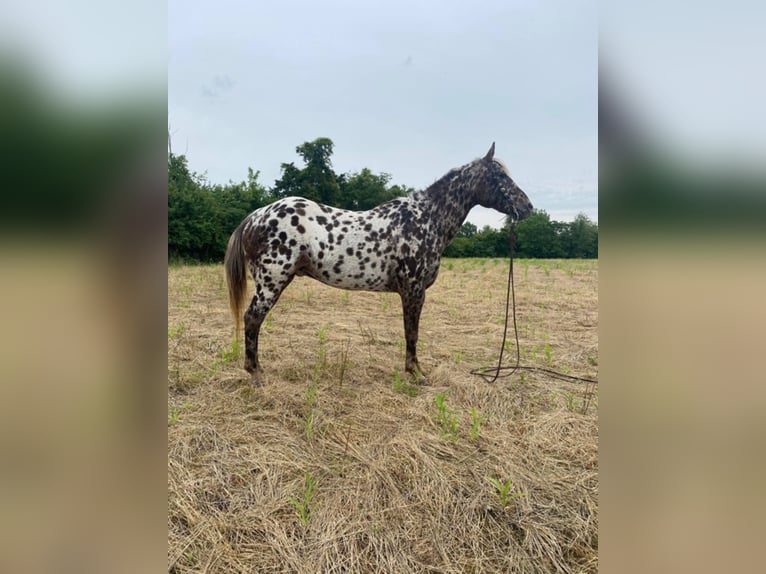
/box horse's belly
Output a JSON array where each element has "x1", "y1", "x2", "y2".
[{"x1": 317, "y1": 268, "x2": 390, "y2": 292}]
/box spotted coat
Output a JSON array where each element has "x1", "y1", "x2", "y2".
[{"x1": 224, "y1": 143, "x2": 533, "y2": 384}]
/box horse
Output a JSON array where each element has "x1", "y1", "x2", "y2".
[{"x1": 224, "y1": 143, "x2": 534, "y2": 385}]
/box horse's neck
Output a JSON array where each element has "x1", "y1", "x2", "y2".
[{"x1": 417, "y1": 170, "x2": 478, "y2": 252}]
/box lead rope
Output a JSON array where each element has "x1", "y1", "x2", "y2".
[{"x1": 470, "y1": 224, "x2": 598, "y2": 387}]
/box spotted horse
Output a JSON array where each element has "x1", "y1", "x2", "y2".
[{"x1": 224, "y1": 143, "x2": 533, "y2": 385}]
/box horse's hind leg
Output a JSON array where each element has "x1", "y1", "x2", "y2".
[
  {"x1": 243, "y1": 297, "x2": 266, "y2": 384},
  {"x1": 243, "y1": 268, "x2": 293, "y2": 385}
]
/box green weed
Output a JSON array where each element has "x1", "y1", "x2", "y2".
[
  {"x1": 168, "y1": 322, "x2": 185, "y2": 339},
  {"x1": 315, "y1": 324, "x2": 329, "y2": 370},
  {"x1": 262, "y1": 310, "x2": 274, "y2": 331},
  {"x1": 220, "y1": 338, "x2": 240, "y2": 363},
  {"x1": 168, "y1": 402, "x2": 190, "y2": 425},
  {"x1": 288, "y1": 471, "x2": 317, "y2": 526},
  {"x1": 317, "y1": 323, "x2": 329, "y2": 345},
  {"x1": 563, "y1": 392, "x2": 577, "y2": 412},
  {"x1": 469, "y1": 408, "x2": 487, "y2": 441},
  {"x1": 392, "y1": 369, "x2": 418, "y2": 397},
  {"x1": 304, "y1": 408, "x2": 316, "y2": 441},
  {"x1": 434, "y1": 391, "x2": 459, "y2": 440},
  {"x1": 544, "y1": 343, "x2": 553, "y2": 366},
  {"x1": 486, "y1": 476, "x2": 525, "y2": 508}
]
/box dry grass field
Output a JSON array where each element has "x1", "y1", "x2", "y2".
[{"x1": 168, "y1": 258, "x2": 598, "y2": 573}]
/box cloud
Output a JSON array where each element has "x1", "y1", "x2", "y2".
[{"x1": 201, "y1": 74, "x2": 234, "y2": 100}]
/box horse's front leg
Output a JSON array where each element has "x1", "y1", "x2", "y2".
[{"x1": 400, "y1": 287, "x2": 427, "y2": 383}]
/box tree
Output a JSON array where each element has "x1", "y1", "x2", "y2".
[
  {"x1": 513, "y1": 209, "x2": 565, "y2": 258},
  {"x1": 210, "y1": 168, "x2": 272, "y2": 257},
  {"x1": 273, "y1": 137, "x2": 341, "y2": 205},
  {"x1": 456, "y1": 222, "x2": 478, "y2": 238},
  {"x1": 168, "y1": 153, "x2": 273, "y2": 261},
  {"x1": 338, "y1": 168, "x2": 407, "y2": 210},
  {"x1": 168, "y1": 153, "x2": 219, "y2": 260},
  {"x1": 561, "y1": 213, "x2": 598, "y2": 258}
]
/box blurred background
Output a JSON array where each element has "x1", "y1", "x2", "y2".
[
  {"x1": 0, "y1": 0, "x2": 764, "y2": 572},
  {"x1": 600, "y1": 2, "x2": 766, "y2": 573},
  {"x1": 0, "y1": 1, "x2": 165, "y2": 572}
]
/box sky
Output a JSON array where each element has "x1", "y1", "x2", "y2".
[{"x1": 169, "y1": 0, "x2": 598, "y2": 228}]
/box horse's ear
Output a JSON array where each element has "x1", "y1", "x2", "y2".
[{"x1": 483, "y1": 142, "x2": 495, "y2": 162}]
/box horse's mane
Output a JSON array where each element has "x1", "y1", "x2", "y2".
[
  {"x1": 493, "y1": 158, "x2": 511, "y2": 175},
  {"x1": 419, "y1": 156, "x2": 510, "y2": 196}
]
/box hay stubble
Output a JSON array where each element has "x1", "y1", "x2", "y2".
[{"x1": 168, "y1": 259, "x2": 598, "y2": 573}]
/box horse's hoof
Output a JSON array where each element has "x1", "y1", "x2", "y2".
[
  {"x1": 248, "y1": 369, "x2": 264, "y2": 387},
  {"x1": 407, "y1": 368, "x2": 427, "y2": 385}
]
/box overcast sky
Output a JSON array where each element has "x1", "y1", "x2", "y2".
[{"x1": 169, "y1": 0, "x2": 597, "y2": 227}]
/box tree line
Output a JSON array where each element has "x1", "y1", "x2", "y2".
[
  {"x1": 443, "y1": 210, "x2": 598, "y2": 259},
  {"x1": 168, "y1": 137, "x2": 597, "y2": 261}
]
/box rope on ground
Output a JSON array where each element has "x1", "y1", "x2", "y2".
[{"x1": 470, "y1": 225, "x2": 598, "y2": 386}]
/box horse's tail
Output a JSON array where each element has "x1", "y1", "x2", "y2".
[{"x1": 224, "y1": 220, "x2": 248, "y2": 343}]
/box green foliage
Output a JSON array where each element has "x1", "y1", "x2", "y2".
[
  {"x1": 469, "y1": 408, "x2": 487, "y2": 441},
  {"x1": 168, "y1": 402, "x2": 190, "y2": 425},
  {"x1": 434, "y1": 392, "x2": 459, "y2": 440},
  {"x1": 514, "y1": 209, "x2": 598, "y2": 258},
  {"x1": 304, "y1": 408, "x2": 316, "y2": 441},
  {"x1": 561, "y1": 213, "x2": 599, "y2": 258},
  {"x1": 315, "y1": 323, "x2": 329, "y2": 371},
  {"x1": 443, "y1": 224, "x2": 511, "y2": 258},
  {"x1": 513, "y1": 210, "x2": 565, "y2": 258},
  {"x1": 168, "y1": 153, "x2": 273, "y2": 261},
  {"x1": 392, "y1": 369, "x2": 418, "y2": 397},
  {"x1": 443, "y1": 210, "x2": 598, "y2": 259},
  {"x1": 274, "y1": 138, "x2": 340, "y2": 205},
  {"x1": 563, "y1": 392, "x2": 577, "y2": 412},
  {"x1": 168, "y1": 322, "x2": 186, "y2": 339},
  {"x1": 212, "y1": 338, "x2": 241, "y2": 370},
  {"x1": 220, "y1": 338, "x2": 241, "y2": 363},
  {"x1": 288, "y1": 471, "x2": 318, "y2": 526},
  {"x1": 338, "y1": 168, "x2": 409, "y2": 210},
  {"x1": 486, "y1": 476, "x2": 525, "y2": 508},
  {"x1": 456, "y1": 221, "x2": 478, "y2": 238}
]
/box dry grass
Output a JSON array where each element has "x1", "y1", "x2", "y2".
[{"x1": 168, "y1": 258, "x2": 598, "y2": 573}]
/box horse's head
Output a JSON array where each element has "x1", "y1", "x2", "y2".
[{"x1": 473, "y1": 143, "x2": 534, "y2": 223}]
